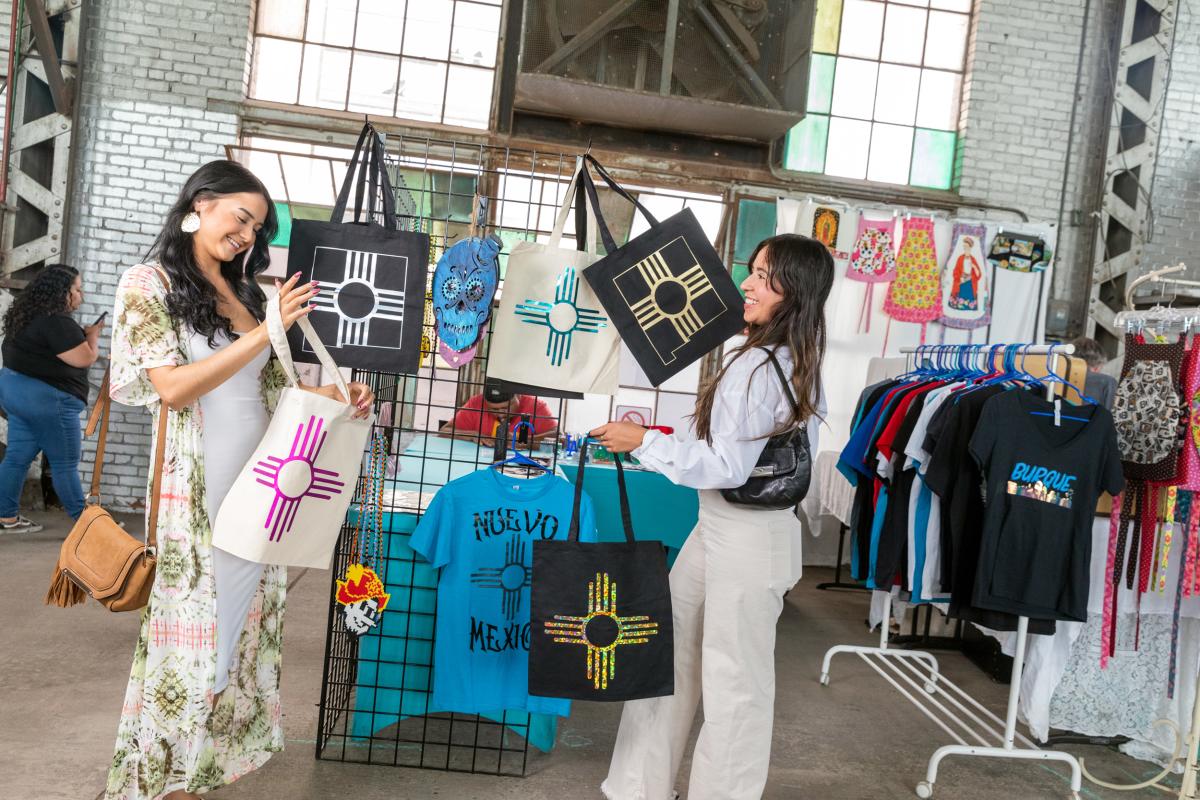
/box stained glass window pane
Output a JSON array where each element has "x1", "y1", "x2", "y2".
[
  {"x1": 874, "y1": 63, "x2": 920, "y2": 125},
  {"x1": 838, "y1": 0, "x2": 885, "y2": 59},
  {"x1": 825, "y1": 117, "x2": 872, "y2": 180},
  {"x1": 784, "y1": 114, "x2": 830, "y2": 173},
  {"x1": 397, "y1": 58, "x2": 447, "y2": 122},
  {"x1": 813, "y1": 0, "x2": 844, "y2": 53},
  {"x1": 404, "y1": 0, "x2": 454, "y2": 60},
  {"x1": 831, "y1": 57, "x2": 878, "y2": 119},
  {"x1": 271, "y1": 202, "x2": 293, "y2": 246},
  {"x1": 915, "y1": 69, "x2": 962, "y2": 130},
  {"x1": 800, "y1": 0, "x2": 970, "y2": 188},
  {"x1": 910, "y1": 128, "x2": 957, "y2": 189},
  {"x1": 734, "y1": 199, "x2": 778, "y2": 264},
  {"x1": 808, "y1": 54, "x2": 836, "y2": 114},
  {"x1": 306, "y1": 0, "x2": 357, "y2": 47},
  {"x1": 250, "y1": 38, "x2": 301, "y2": 103},
  {"x1": 298, "y1": 44, "x2": 351, "y2": 110},
  {"x1": 923, "y1": 11, "x2": 969, "y2": 70},
  {"x1": 443, "y1": 65, "x2": 494, "y2": 128},
  {"x1": 356, "y1": 0, "x2": 407, "y2": 54},
  {"x1": 731, "y1": 263, "x2": 750, "y2": 296},
  {"x1": 881, "y1": 5, "x2": 927, "y2": 65},
  {"x1": 867, "y1": 122, "x2": 915, "y2": 184},
  {"x1": 451, "y1": 1, "x2": 501, "y2": 67}
]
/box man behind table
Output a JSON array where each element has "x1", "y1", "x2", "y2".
[{"x1": 439, "y1": 382, "x2": 558, "y2": 444}]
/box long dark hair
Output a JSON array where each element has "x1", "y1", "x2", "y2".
[
  {"x1": 693, "y1": 234, "x2": 834, "y2": 441},
  {"x1": 3, "y1": 263, "x2": 79, "y2": 336},
  {"x1": 148, "y1": 160, "x2": 278, "y2": 346}
]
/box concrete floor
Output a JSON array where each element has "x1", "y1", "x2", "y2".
[{"x1": 0, "y1": 510, "x2": 1183, "y2": 800}]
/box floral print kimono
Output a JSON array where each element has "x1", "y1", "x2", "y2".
[{"x1": 105, "y1": 264, "x2": 288, "y2": 799}]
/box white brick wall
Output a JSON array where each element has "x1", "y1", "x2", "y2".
[
  {"x1": 957, "y1": 0, "x2": 1116, "y2": 326},
  {"x1": 67, "y1": 0, "x2": 254, "y2": 507}
]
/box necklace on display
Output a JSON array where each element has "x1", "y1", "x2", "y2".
[{"x1": 335, "y1": 432, "x2": 390, "y2": 637}]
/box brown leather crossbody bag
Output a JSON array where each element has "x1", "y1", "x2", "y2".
[
  {"x1": 45, "y1": 368, "x2": 169, "y2": 611},
  {"x1": 46, "y1": 265, "x2": 173, "y2": 612}
]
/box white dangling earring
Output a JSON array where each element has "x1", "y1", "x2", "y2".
[{"x1": 181, "y1": 211, "x2": 200, "y2": 233}]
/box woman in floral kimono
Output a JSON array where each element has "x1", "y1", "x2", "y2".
[{"x1": 104, "y1": 160, "x2": 373, "y2": 800}]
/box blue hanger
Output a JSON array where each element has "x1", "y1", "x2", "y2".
[
  {"x1": 492, "y1": 421, "x2": 549, "y2": 473},
  {"x1": 1013, "y1": 346, "x2": 1094, "y2": 422}
]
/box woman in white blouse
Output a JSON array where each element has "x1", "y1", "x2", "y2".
[{"x1": 592, "y1": 234, "x2": 833, "y2": 800}]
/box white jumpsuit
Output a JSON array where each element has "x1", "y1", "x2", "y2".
[{"x1": 187, "y1": 328, "x2": 271, "y2": 694}]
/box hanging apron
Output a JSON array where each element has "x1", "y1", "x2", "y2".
[
  {"x1": 883, "y1": 216, "x2": 942, "y2": 345},
  {"x1": 846, "y1": 216, "x2": 898, "y2": 334},
  {"x1": 939, "y1": 222, "x2": 990, "y2": 335}
]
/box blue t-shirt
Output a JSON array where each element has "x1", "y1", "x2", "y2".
[{"x1": 411, "y1": 467, "x2": 596, "y2": 717}]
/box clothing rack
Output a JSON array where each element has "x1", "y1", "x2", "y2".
[
  {"x1": 1076, "y1": 300, "x2": 1200, "y2": 799},
  {"x1": 815, "y1": 523, "x2": 869, "y2": 592},
  {"x1": 820, "y1": 342, "x2": 1087, "y2": 800},
  {"x1": 1123, "y1": 262, "x2": 1200, "y2": 310}
]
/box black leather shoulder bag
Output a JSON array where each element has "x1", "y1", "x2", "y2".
[{"x1": 720, "y1": 348, "x2": 813, "y2": 510}]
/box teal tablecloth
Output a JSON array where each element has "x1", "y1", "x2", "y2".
[{"x1": 350, "y1": 434, "x2": 560, "y2": 752}]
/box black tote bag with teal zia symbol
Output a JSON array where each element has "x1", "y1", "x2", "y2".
[{"x1": 528, "y1": 451, "x2": 674, "y2": 701}]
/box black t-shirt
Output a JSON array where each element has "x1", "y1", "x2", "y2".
[
  {"x1": 2, "y1": 313, "x2": 89, "y2": 402},
  {"x1": 968, "y1": 390, "x2": 1125, "y2": 622},
  {"x1": 924, "y1": 385, "x2": 1057, "y2": 635}
]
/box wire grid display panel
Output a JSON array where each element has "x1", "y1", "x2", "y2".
[{"x1": 310, "y1": 136, "x2": 595, "y2": 777}]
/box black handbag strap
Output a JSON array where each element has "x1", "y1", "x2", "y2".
[
  {"x1": 574, "y1": 163, "x2": 588, "y2": 251},
  {"x1": 332, "y1": 123, "x2": 399, "y2": 228},
  {"x1": 760, "y1": 347, "x2": 799, "y2": 416},
  {"x1": 578, "y1": 154, "x2": 660, "y2": 254},
  {"x1": 567, "y1": 441, "x2": 636, "y2": 544},
  {"x1": 758, "y1": 347, "x2": 811, "y2": 446}
]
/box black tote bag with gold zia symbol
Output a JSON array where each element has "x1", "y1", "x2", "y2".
[
  {"x1": 528, "y1": 450, "x2": 674, "y2": 701},
  {"x1": 579, "y1": 154, "x2": 745, "y2": 387}
]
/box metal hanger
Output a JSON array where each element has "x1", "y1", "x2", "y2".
[{"x1": 491, "y1": 422, "x2": 548, "y2": 474}]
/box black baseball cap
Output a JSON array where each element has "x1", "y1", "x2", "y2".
[{"x1": 483, "y1": 380, "x2": 513, "y2": 404}]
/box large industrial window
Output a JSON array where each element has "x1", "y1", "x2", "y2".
[
  {"x1": 248, "y1": 0, "x2": 502, "y2": 129},
  {"x1": 783, "y1": 0, "x2": 972, "y2": 190}
]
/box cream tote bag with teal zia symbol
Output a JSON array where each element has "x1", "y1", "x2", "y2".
[
  {"x1": 212, "y1": 299, "x2": 374, "y2": 569},
  {"x1": 486, "y1": 158, "x2": 618, "y2": 396}
]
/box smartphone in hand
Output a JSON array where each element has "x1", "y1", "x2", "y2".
[{"x1": 93, "y1": 311, "x2": 108, "y2": 326}]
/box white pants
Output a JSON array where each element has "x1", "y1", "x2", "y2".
[{"x1": 602, "y1": 491, "x2": 804, "y2": 800}]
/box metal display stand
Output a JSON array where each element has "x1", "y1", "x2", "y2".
[
  {"x1": 815, "y1": 523, "x2": 869, "y2": 592},
  {"x1": 297, "y1": 134, "x2": 585, "y2": 776},
  {"x1": 820, "y1": 343, "x2": 1087, "y2": 799}
]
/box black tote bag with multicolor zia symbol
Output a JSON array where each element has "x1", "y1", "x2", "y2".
[{"x1": 528, "y1": 448, "x2": 673, "y2": 701}]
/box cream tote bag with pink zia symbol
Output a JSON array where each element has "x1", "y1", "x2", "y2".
[{"x1": 212, "y1": 298, "x2": 374, "y2": 569}]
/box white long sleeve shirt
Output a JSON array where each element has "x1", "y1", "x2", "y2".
[{"x1": 632, "y1": 347, "x2": 824, "y2": 490}]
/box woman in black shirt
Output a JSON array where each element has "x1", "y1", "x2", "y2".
[{"x1": 0, "y1": 264, "x2": 102, "y2": 530}]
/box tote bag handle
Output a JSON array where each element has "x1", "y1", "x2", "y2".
[
  {"x1": 331, "y1": 123, "x2": 399, "y2": 229},
  {"x1": 567, "y1": 440, "x2": 635, "y2": 544},
  {"x1": 265, "y1": 297, "x2": 353, "y2": 405},
  {"x1": 548, "y1": 156, "x2": 600, "y2": 256},
  {"x1": 577, "y1": 155, "x2": 660, "y2": 256}
]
